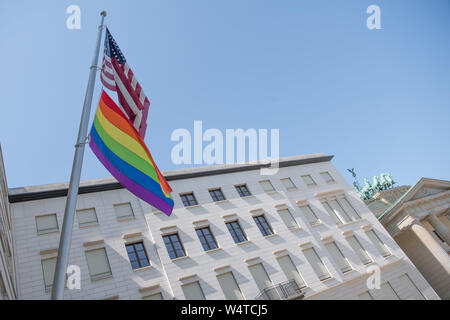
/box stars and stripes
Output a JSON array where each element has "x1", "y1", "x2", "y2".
[{"x1": 100, "y1": 28, "x2": 150, "y2": 138}]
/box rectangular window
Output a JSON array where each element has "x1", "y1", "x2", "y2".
[
  {"x1": 41, "y1": 257, "x2": 57, "y2": 291},
  {"x1": 259, "y1": 180, "x2": 275, "y2": 192},
  {"x1": 253, "y1": 215, "x2": 273, "y2": 237},
  {"x1": 278, "y1": 208, "x2": 299, "y2": 230},
  {"x1": 235, "y1": 184, "x2": 251, "y2": 197},
  {"x1": 85, "y1": 248, "x2": 112, "y2": 280},
  {"x1": 248, "y1": 263, "x2": 273, "y2": 292},
  {"x1": 301, "y1": 175, "x2": 316, "y2": 187},
  {"x1": 217, "y1": 272, "x2": 244, "y2": 300},
  {"x1": 126, "y1": 242, "x2": 150, "y2": 270},
  {"x1": 366, "y1": 230, "x2": 391, "y2": 257},
  {"x1": 280, "y1": 178, "x2": 297, "y2": 190},
  {"x1": 142, "y1": 292, "x2": 163, "y2": 300},
  {"x1": 303, "y1": 247, "x2": 331, "y2": 281},
  {"x1": 299, "y1": 205, "x2": 320, "y2": 225},
  {"x1": 209, "y1": 188, "x2": 226, "y2": 202},
  {"x1": 347, "y1": 235, "x2": 372, "y2": 265},
  {"x1": 196, "y1": 227, "x2": 218, "y2": 251},
  {"x1": 395, "y1": 274, "x2": 424, "y2": 300},
  {"x1": 36, "y1": 214, "x2": 58, "y2": 235},
  {"x1": 76, "y1": 208, "x2": 98, "y2": 227},
  {"x1": 325, "y1": 242, "x2": 352, "y2": 273},
  {"x1": 114, "y1": 203, "x2": 134, "y2": 220},
  {"x1": 322, "y1": 201, "x2": 343, "y2": 225},
  {"x1": 376, "y1": 282, "x2": 399, "y2": 300},
  {"x1": 163, "y1": 233, "x2": 186, "y2": 259},
  {"x1": 320, "y1": 172, "x2": 335, "y2": 183},
  {"x1": 180, "y1": 193, "x2": 198, "y2": 207},
  {"x1": 277, "y1": 255, "x2": 306, "y2": 288},
  {"x1": 358, "y1": 291, "x2": 373, "y2": 300},
  {"x1": 329, "y1": 199, "x2": 351, "y2": 223},
  {"x1": 226, "y1": 221, "x2": 247, "y2": 243},
  {"x1": 181, "y1": 281, "x2": 206, "y2": 300},
  {"x1": 340, "y1": 197, "x2": 361, "y2": 219}
]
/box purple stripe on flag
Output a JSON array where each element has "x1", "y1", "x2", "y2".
[{"x1": 90, "y1": 136, "x2": 173, "y2": 216}]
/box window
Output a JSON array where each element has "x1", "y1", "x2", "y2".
[
  {"x1": 395, "y1": 274, "x2": 424, "y2": 300},
  {"x1": 340, "y1": 197, "x2": 361, "y2": 220},
  {"x1": 85, "y1": 248, "x2": 112, "y2": 280},
  {"x1": 126, "y1": 242, "x2": 150, "y2": 270},
  {"x1": 259, "y1": 180, "x2": 275, "y2": 192},
  {"x1": 226, "y1": 221, "x2": 247, "y2": 243},
  {"x1": 248, "y1": 263, "x2": 273, "y2": 292},
  {"x1": 301, "y1": 175, "x2": 316, "y2": 187},
  {"x1": 346, "y1": 236, "x2": 372, "y2": 265},
  {"x1": 325, "y1": 242, "x2": 352, "y2": 273},
  {"x1": 196, "y1": 227, "x2": 218, "y2": 251},
  {"x1": 299, "y1": 205, "x2": 320, "y2": 225},
  {"x1": 142, "y1": 292, "x2": 163, "y2": 300},
  {"x1": 253, "y1": 215, "x2": 273, "y2": 237},
  {"x1": 278, "y1": 208, "x2": 299, "y2": 230},
  {"x1": 280, "y1": 178, "x2": 297, "y2": 190},
  {"x1": 322, "y1": 201, "x2": 343, "y2": 225},
  {"x1": 180, "y1": 193, "x2": 198, "y2": 207},
  {"x1": 432, "y1": 230, "x2": 445, "y2": 243},
  {"x1": 320, "y1": 172, "x2": 335, "y2": 183},
  {"x1": 76, "y1": 208, "x2": 98, "y2": 227},
  {"x1": 366, "y1": 230, "x2": 391, "y2": 257},
  {"x1": 209, "y1": 189, "x2": 226, "y2": 202},
  {"x1": 235, "y1": 184, "x2": 251, "y2": 197},
  {"x1": 303, "y1": 247, "x2": 330, "y2": 281},
  {"x1": 163, "y1": 233, "x2": 186, "y2": 259},
  {"x1": 36, "y1": 214, "x2": 58, "y2": 235},
  {"x1": 329, "y1": 199, "x2": 351, "y2": 223},
  {"x1": 181, "y1": 281, "x2": 206, "y2": 300},
  {"x1": 277, "y1": 255, "x2": 306, "y2": 288},
  {"x1": 217, "y1": 272, "x2": 244, "y2": 300},
  {"x1": 114, "y1": 203, "x2": 134, "y2": 220},
  {"x1": 358, "y1": 291, "x2": 373, "y2": 300},
  {"x1": 376, "y1": 282, "x2": 399, "y2": 300},
  {"x1": 41, "y1": 257, "x2": 56, "y2": 291}
]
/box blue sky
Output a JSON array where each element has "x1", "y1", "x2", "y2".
[{"x1": 0, "y1": 0, "x2": 449, "y2": 189}]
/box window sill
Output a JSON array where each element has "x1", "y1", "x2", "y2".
[
  {"x1": 237, "y1": 240, "x2": 252, "y2": 246},
  {"x1": 79, "y1": 222, "x2": 100, "y2": 229},
  {"x1": 205, "y1": 247, "x2": 222, "y2": 254},
  {"x1": 287, "y1": 188, "x2": 298, "y2": 192},
  {"x1": 342, "y1": 269, "x2": 356, "y2": 275},
  {"x1": 240, "y1": 195, "x2": 255, "y2": 199},
  {"x1": 132, "y1": 265, "x2": 153, "y2": 272},
  {"x1": 337, "y1": 219, "x2": 364, "y2": 228},
  {"x1": 184, "y1": 204, "x2": 201, "y2": 209},
  {"x1": 171, "y1": 255, "x2": 189, "y2": 262},
  {"x1": 264, "y1": 233, "x2": 278, "y2": 239},
  {"x1": 265, "y1": 191, "x2": 277, "y2": 195},
  {"x1": 91, "y1": 274, "x2": 113, "y2": 282},
  {"x1": 117, "y1": 216, "x2": 136, "y2": 223},
  {"x1": 214, "y1": 200, "x2": 229, "y2": 204},
  {"x1": 319, "y1": 276, "x2": 334, "y2": 283},
  {"x1": 288, "y1": 226, "x2": 301, "y2": 232},
  {"x1": 311, "y1": 222, "x2": 323, "y2": 227},
  {"x1": 37, "y1": 230, "x2": 59, "y2": 236}
]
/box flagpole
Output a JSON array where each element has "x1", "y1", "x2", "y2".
[{"x1": 51, "y1": 11, "x2": 106, "y2": 300}]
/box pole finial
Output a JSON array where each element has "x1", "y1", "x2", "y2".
[{"x1": 100, "y1": 11, "x2": 107, "y2": 17}]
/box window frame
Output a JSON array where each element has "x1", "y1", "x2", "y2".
[
  {"x1": 180, "y1": 192, "x2": 198, "y2": 207},
  {"x1": 253, "y1": 215, "x2": 274, "y2": 237},
  {"x1": 162, "y1": 233, "x2": 186, "y2": 259},
  {"x1": 209, "y1": 188, "x2": 226, "y2": 202},
  {"x1": 226, "y1": 220, "x2": 247, "y2": 243},
  {"x1": 125, "y1": 242, "x2": 150, "y2": 270},
  {"x1": 235, "y1": 184, "x2": 251, "y2": 197},
  {"x1": 35, "y1": 214, "x2": 59, "y2": 235},
  {"x1": 196, "y1": 226, "x2": 218, "y2": 251}
]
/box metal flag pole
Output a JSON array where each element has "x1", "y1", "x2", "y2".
[{"x1": 51, "y1": 11, "x2": 107, "y2": 300}]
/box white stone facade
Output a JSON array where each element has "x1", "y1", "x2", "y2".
[{"x1": 9, "y1": 153, "x2": 439, "y2": 300}]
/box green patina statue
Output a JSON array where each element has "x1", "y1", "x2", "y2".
[{"x1": 347, "y1": 169, "x2": 396, "y2": 200}]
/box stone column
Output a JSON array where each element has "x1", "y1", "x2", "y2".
[
  {"x1": 410, "y1": 220, "x2": 450, "y2": 275},
  {"x1": 427, "y1": 214, "x2": 450, "y2": 245}
]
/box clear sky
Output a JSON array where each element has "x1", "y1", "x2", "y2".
[{"x1": 0, "y1": 0, "x2": 449, "y2": 189}]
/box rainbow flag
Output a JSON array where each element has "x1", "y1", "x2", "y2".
[{"x1": 89, "y1": 91, "x2": 174, "y2": 215}]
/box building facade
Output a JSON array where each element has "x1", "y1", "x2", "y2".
[
  {"x1": 0, "y1": 144, "x2": 17, "y2": 299},
  {"x1": 8, "y1": 153, "x2": 439, "y2": 300},
  {"x1": 376, "y1": 178, "x2": 450, "y2": 299}
]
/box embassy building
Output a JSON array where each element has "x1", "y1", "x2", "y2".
[{"x1": 1, "y1": 148, "x2": 440, "y2": 300}]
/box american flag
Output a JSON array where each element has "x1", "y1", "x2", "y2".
[{"x1": 100, "y1": 28, "x2": 150, "y2": 138}]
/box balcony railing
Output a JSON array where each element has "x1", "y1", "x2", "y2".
[{"x1": 255, "y1": 279, "x2": 304, "y2": 300}]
